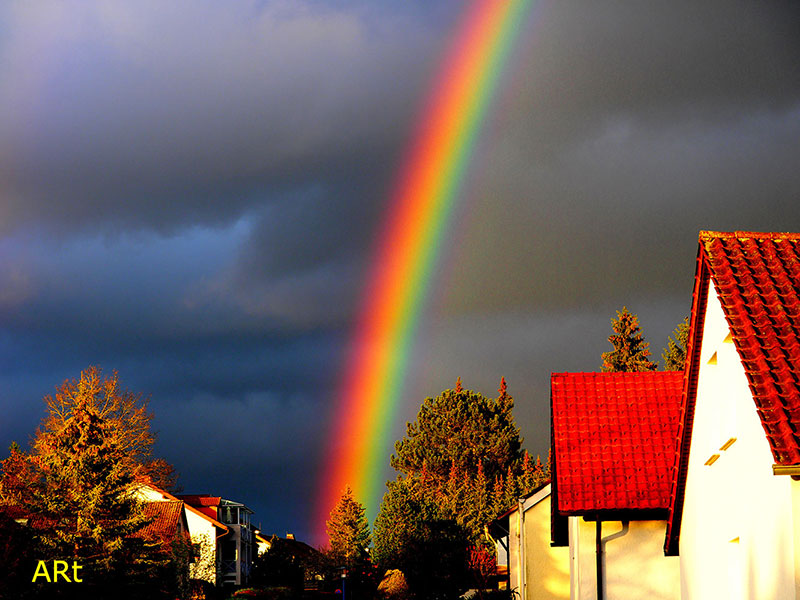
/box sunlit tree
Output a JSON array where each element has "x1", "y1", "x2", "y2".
[
  {"x1": 374, "y1": 379, "x2": 548, "y2": 598},
  {"x1": 0, "y1": 367, "x2": 184, "y2": 598},
  {"x1": 601, "y1": 307, "x2": 657, "y2": 372},
  {"x1": 662, "y1": 316, "x2": 690, "y2": 371},
  {"x1": 326, "y1": 486, "x2": 371, "y2": 565}
]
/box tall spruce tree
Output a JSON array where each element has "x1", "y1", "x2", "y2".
[
  {"x1": 662, "y1": 316, "x2": 690, "y2": 371},
  {"x1": 601, "y1": 307, "x2": 657, "y2": 372},
  {"x1": 326, "y1": 486, "x2": 371, "y2": 566}
]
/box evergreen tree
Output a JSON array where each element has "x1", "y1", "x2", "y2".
[
  {"x1": 662, "y1": 316, "x2": 690, "y2": 371},
  {"x1": 373, "y1": 476, "x2": 469, "y2": 600},
  {"x1": 390, "y1": 381, "x2": 523, "y2": 503},
  {"x1": 601, "y1": 307, "x2": 657, "y2": 372},
  {"x1": 374, "y1": 380, "x2": 549, "y2": 597},
  {"x1": 326, "y1": 486, "x2": 371, "y2": 566}
]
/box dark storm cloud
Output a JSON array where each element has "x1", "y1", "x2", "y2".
[
  {"x1": 511, "y1": 1, "x2": 800, "y2": 149},
  {"x1": 153, "y1": 388, "x2": 329, "y2": 537},
  {"x1": 0, "y1": 1, "x2": 444, "y2": 235},
  {"x1": 433, "y1": 0, "x2": 800, "y2": 317}
]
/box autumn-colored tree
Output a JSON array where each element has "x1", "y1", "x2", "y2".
[
  {"x1": 662, "y1": 316, "x2": 690, "y2": 371},
  {"x1": 601, "y1": 307, "x2": 658, "y2": 372},
  {"x1": 0, "y1": 367, "x2": 184, "y2": 598}
]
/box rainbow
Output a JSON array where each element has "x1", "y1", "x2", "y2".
[{"x1": 317, "y1": 0, "x2": 534, "y2": 534}]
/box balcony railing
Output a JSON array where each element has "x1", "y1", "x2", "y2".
[{"x1": 220, "y1": 560, "x2": 237, "y2": 575}]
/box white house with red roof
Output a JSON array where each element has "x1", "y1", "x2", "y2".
[
  {"x1": 136, "y1": 483, "x2": 229, "y2": 585},
  {"x1": 178, "y1": 494, "x2": 255, "y2": 586},
  {"x1": 551, "y1": 371, "x2": 682, "y2": 600},
  {"x1": 665, "y1": 231, "x2": 800, "y2": 599}
]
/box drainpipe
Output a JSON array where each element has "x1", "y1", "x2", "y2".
[
  {"x1": 518, "y1": 498, "x2": 526, "y2": 599},
  {"x1": 596, "y1": 517, "x2": 603, "y2": 600}
]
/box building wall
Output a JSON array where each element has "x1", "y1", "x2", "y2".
[
  {"x1": 679, "y1": 284, "x2": 797, "y2": 600},
  {"x1": 569, "y1": 517, "x2": 679, "y2": 600},
  {"x1": 184, "y1": 510, "x2": 219, "y2": 584},
  {"x1": 508, "y1": 487, "x2": 570, "y2": 600},
  {"x1": 135, "y1": 484, "x2": 220, "y2": 585}
]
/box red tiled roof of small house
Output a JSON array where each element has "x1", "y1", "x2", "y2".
[
  {"x1": 138, "y1": 500, "x2": 185, "y2": 542},
  {"x1": 552, "y1": 371, "x2": 683, "y2": 515}
]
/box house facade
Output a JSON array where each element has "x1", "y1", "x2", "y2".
[
  {"x1": 551, "y1": 371, "x2": 682, "y2": 600},
  {"x1": 137, "y1": 483, "x2": 229, "y2": 585},
  {"x1": 179, "y1": 494, "x2": 255, "y2": 586},
  {"x1": 492, "y1": 483, "x2": 570, "y2": 600},
  {"x1": 665, "y1": 231, "x2": 800, "y2": 599}
]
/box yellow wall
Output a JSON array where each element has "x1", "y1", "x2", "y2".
[{"x1": 508, "y1": 486, "x2": 570, "y2": 600}]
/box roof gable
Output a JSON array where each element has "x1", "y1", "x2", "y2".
[
  {"x1": 551, "y1": 371, "x2": 682, "y2": 515},
  {"x1": 665, "y1": 230, "x2": 800, "y2": 555},
  {"x1": 701, "y1": 231, "x2": 800, "y2": 464}
]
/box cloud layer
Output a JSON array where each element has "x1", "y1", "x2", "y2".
[{"x1": 1, "y1": 0, "x2": 799, "y2": 543}]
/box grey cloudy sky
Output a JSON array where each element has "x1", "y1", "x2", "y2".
[{"x1": 1, "y1": 0, "x2": 799, "y2": 545}]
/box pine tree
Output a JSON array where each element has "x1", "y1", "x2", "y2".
[
  {"x1": 375, "y1": 379, "x2": 550, "y2": 597},
  {"x1": 326, "y1": 486, "x2": 371, "y2": 566},
  {"x1": 601, "y1": 307, "x2": 657, "y2": 372},
  {"x1": 662, "y1": 316, "x2": 690, "y2": 371},
  {"x1": 390, "y1": 381, "x2": 523, "y2": 496}
]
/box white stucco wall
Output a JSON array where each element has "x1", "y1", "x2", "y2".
[
  {"x1": 508, "y1": 486, "x2": 570, "y2": 600},
  {"x1": 679, "y1": 284, "x2": 797, "y2": 600},
  {"x1": 569, "y1": 517, "x2": 679, "y2": 600},
  {"x1": 184, "y1": 510, "x2": 219, "y2": 584}
]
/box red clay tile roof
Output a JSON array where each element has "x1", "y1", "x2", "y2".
[
  {"x1": 176, "y1": 494, "x2": 222, "y2": 520},
  {"x1": 666, "y1": 231, "x2": 800, "y2": 555},
  {"x1": 139, "y1": 500, "x2": 184, "y2": 541},
  {"x1": 703, "y1": 231, "x2": 800, "y2": 463},
  {"x1": 552, "y1": 371, "x2": 683, "y2": 515},
  {"x1": 177, "y1": 495, "x2": 221, "y2": 507}
]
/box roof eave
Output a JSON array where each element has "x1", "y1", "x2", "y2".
[{"x1": 665, "y1": 240, "x2": 711, "y2": 556}]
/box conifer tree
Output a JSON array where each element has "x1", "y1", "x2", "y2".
[
  {"x1": 374, "y1": 380, "x2": 550, "y2": 598},
  {"x1": 601, "y1": 307, "x2": 657, "y2": 372},
  {"x1": 390, "y1": 381, "x2": 523, "y2": 495},
  {"x1": 326, "y1": 486, "x2": 371, "y2": 566},
  {"x1": 662, "y1": 316, "x2": 690, "y2": 371}
]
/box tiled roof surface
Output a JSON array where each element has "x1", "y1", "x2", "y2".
[
  {"x1": 177, "y1": 494, "x2": 221, "y2": 507},
  {"x1": 701, "y1": 231, "x2": 800, "y2": 464},
  {"x1": 139, "y1": 501, "x2": 184, "y2": 540},
  {"x1": 552, "y1": 371, "x2": 683, "y2": 514}
]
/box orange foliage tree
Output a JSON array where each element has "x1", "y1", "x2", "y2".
[{"x1": 0, "y1": 367, "x2": 184, "y2": 596}]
